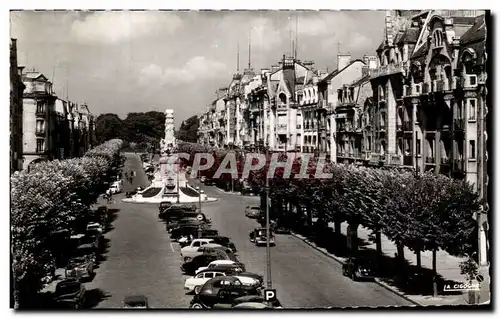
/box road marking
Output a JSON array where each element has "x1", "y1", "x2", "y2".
[{"x1": 170, "y1": 243, "x2": 176, "y2": 253}]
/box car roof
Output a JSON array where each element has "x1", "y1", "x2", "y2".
[{"x1": 207, "y1": 275, "x2": 239, "y2": 283}]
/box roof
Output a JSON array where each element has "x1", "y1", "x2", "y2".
[
  {"x1": 460, "y1": 15, "x2": 486, "y2": 45},
  {"x1": 399, "y1": 27, "x2": 420, "y2": 44},
  {"x1": 348, "y1": 74, "x2": 371, "y2": 87},
  {"x1": 319, "y1": 59, "x2": 365, "y2": 84},
  {"x1": 377, "y1": 40, "x2": 386, "y2": 52}
]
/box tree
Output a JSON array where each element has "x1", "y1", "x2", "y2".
[
  {"x1": 95, "y1": 113, "x2": 124, "y2": 145},
  {"x1": 176, "y1": 115, "x2": 200, "y2": 143}
]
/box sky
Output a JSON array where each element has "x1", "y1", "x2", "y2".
[{"x1": 10, "y1": 10, "x2": 385, "y2": 125}]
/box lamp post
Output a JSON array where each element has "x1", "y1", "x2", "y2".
[{"x1": 264, "y1": 144, "x2": 272, "y2": 307}]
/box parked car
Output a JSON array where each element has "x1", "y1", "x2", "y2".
[
  {"x1": 342, "y1": 257, "x2": 376, "y2": 281},
  {"x1": 245, "y1": 206, "x2": 261, "y2": 219},
  {"x1": 54, "y1": 280, "x2": 86, "y2": 309},
  {"x1": 170, "y1": 225, "x2": 213, "y2": 241},
  {"x1": 185, "y1": 270, "x2": 260, "y2": 295},
  {"x1": 195, "y1": 259, "x2": 245, "y2": 275},
  {"x1": 249, "y1": 228, "x2": 275, "y2": 246},
  {"x1": 109, "y1": 183, "x2": 122, "y2": 194},
  {"x1": 180, "y1": 239, "x2": 220, "y2": 262},
  {"x1": 123, "y1": 295, "x2": 149, "y2": 308},
  {"x1": 231, "y1": 295, "x2": 282, "y2": 308},
  {"x1": 159, "y1": 204, "x2": 197, "y2": 220},
  {"x1": 65, "y1": 256, "x2": 95, "y2": 281},
  {"x1": 189, "y1": 276, "x2": 261, "y2": 309},
  {"x1": 181, "y1": 252, "x2": 228, "y2": 276},
  {"x1": 86, "y1": 222, "x2": 103, "y2": 234}
]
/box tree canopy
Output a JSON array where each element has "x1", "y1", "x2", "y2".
[{"x1": 175, "y1": 115, "x2": 199, "y2": 143}]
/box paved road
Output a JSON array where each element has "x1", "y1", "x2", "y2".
[
  {"x1": 87, "y1": 153, "x2": 412, "y2": 309},
  {"x1": 86, "y1": 153, "x2": 192, "y2": 308},
  {"x1": 194, "y1": 182, "x2": 413, "y2": 309}
]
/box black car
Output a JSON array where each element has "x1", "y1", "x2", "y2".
[
  {"x1": 54, "y1": 279, "x2": 86, "y2": 309},
  {"x1": 181, "y1": 253, "x2": 222, "y2": 275},
  {"x1": 166, "y1": 217, "x2": 206, "y2": 232},
  {"x1": 207, "y1": 236, "x2": 237, "y2": 253},
  {"x1": 342, "y1": 257, "x2": 376, "y2": 281},
  {"x1": 190, "y1": 276, "x2": 261, "y2": 309},
  {"x1": 159, "y1": 205, "x2": 197, "y2": 220}
]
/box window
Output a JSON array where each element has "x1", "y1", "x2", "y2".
[
  {"x1": 468, "y1": 99, "x2": 476, "y2": 120},
  {"x1": 36, "y1": 120, "x2": 44, "y2": 133},
  {"x1": 469, "y1": 140, "x2": 476, "y2": 159},
  {"x1": 367, "y1": 136, "x2": 372, "y2": 150},
  {"x1": 192, "y1": 241, "x2": 200, "y2": 247},
  {"x1": 470, "y1": 75, "x2": 477, "y2": 86},
  {"x1": 195, "y1": 273, "x2": 204, "y2": 279},
  {"x1": 36, "y1": 102, "x2": 45, "y2": 114},
  {"x1": 416, "y1": 139, "x2": 421, "y2": 155},
  {"x1": 215, "y1": 273, "x2": 224, "y2": 277},
  {"x1": 204, "y1": 273, "x2": 215, "y2": 279},
  {"x1": 36, "y1": 139, "x2": 45, "y2": 153}
]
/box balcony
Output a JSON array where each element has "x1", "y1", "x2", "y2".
[
  {"x1": 453, "y1": 118, "x2": 465, "y2": 131},
  {"x1": 425, "y1": 156, "x2": 436, "y2": 164},
  {"x1": 364, "y1": 151, "x2": 372, "y2": 161},
  {"x1": 277, "y1": 124, "x2": 287, "y2": 134},
  {"x1": 370, "y1": 153, "x2": 382, "y2": 164},
  {"x1": 403, "y1": 155, "x2": 413, "y2": 166},
  {"x1": 277, "y1": 144, "x2": 286, "y2": 151},
  {"x1": 370, "y1": 62, "x2": 406, "y2": 79},
  {"x1": 35, "y1": 129, "x2": 45, "y2": 137}
]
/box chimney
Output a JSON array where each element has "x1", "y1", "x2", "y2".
[
  {"x1": 363, "y1": 55, "x2": 378, "y2": 70},
  {"x1": 337, "y1": 53, "x2": 351, "y2": 70}
]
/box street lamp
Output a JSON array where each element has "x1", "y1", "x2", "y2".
[
  {"x1": 264, "y1": 144, "x2": 273, "y2": 307},
  {"x1": 198, "y1": 188, "x2": 204, "y2": 239}
]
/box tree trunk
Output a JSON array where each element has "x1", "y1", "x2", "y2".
[
  {"x1": 375, "y1": 230, "x2": 382, "y2": 257},
  {"x1": 432, "y1": 249, "x2": 438, "y2": 297},
  {"x1": 334, "y1": 221, "x2": 341, "y2": 235},
  {"x1": 416, "y1": 249, "x2": 422, "y2": 272},
  {"x1": 347, "y1": 222, "x2": 359, "y2": 256}
]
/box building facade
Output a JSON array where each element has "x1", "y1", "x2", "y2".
[
  {"x1": 10, "y1": 38, "x2": 25, "y2": 173},
  {"x1": 21, "y1": 69, "x2": 95, "y2": 170},
  {"x1": 370, "y1": 10, "x2": 488, "y2": 265}
]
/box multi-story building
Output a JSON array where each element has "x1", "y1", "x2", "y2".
[
  {"x1": 318, "y1": 53, "x2": 372, "y2": 160},
  {"x1": 370, "y1": 10, "x2": 488, "y2": 265},
  {"x1": 21, "y1": 69, "x2": 58, "y2": 170},
  {"x1": 10, "y1": 38, "x2": 25, "y2": 173},
  {"x1": 21, "y1": 69, "x2": 95, "y2": 170}
]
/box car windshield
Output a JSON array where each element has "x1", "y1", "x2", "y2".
[
  {"x1": 250, "y1": 207, "x2": 260, "y2": 210},
  {"x1": 88, "y1": 225, "x2": 99, "y2": 230}
]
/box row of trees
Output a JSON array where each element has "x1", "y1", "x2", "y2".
[
  {"x1": 11, "y1": 139, "x2": 125, "y2": 308},
  {"x1": 175, "y1": 115, "x2": 199, "y2": 143},
  {"x1": 95, "y1": 112, "x2": 165, "y2": 150},
  {"x1": 176, "y1": 142, "x2": 481, "y2": 295}
]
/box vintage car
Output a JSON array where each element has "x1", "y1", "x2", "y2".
[
  {"x1": 123, "y1": 295, "x2": 149, "y2": 308},
  {"x1": 249, "y1": 228, "x2": 275, "y2": 246},
  {"x1": 180, "y1": 240, "x2": 221, "y2": 263},
  {"x1": 244, "y1": 206, "x2": 261, "y2": 219},
  {"x1": 342, "y1": 257, "x2": 376, "y2": 281},
  {"x1": 189, "y1": 276, "x2": 261, "y2": 309},
  {"x1": 65, "y1": 255, "x2": 95, "y2": 281},
  {"x1": 54, "y1": 280, "x2": 86, "y2": 309}
]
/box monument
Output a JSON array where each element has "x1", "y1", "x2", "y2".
[
  {"x1": 123, "y1": 109, "x2": 217, "y2": 204},
  {"x1": 161, "y1": 109, "x2": 176, "y2": 154}
]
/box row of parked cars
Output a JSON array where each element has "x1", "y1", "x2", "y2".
[
  {"x1": 157, "y1": 201, "x2": 282, "y2": 309},
  {"x1": 50, "y1": 206, "x2": 111, "y2": 309}
]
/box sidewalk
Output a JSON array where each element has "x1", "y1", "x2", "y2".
[{"x1": 292, "y1": 220, "x2": 490, "y2": 306}]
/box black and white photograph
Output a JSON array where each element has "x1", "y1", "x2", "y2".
[{"x1": 9, "y1": 5, "x2": 492, "y2": 310}]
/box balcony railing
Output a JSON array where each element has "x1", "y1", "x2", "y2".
[
  {"x1": 364, "y1": 151, "x2": 372, "y2": 161},
  {"x1": 35, "y1": 129, "x2": 45, "y2": 137},
  {"x1": 425, "y1": 156, "x2": 436, "y2": 164},
  {"x1": 277, "y1": 124, "x2": 287, "y2": 133},
  {"x1": 379, "y1": 124, "x2": 387, "y2": 131},
  {"x1": 371, "y1": 62, "x2": 406, "y2": 79},
  {"x1": 35, "y1": 109, "x2": 45, "y2": 117},
  {"x1": 370, "y1": 153, "x2": 382, "y2": 163}
]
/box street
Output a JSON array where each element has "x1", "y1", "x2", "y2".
[{"x1": 86, "y1": 153, "x2": 412, "y2": 308}]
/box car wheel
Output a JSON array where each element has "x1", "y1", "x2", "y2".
[
  {"x1": 190, "y1": 302, "x2": 203, "y2": 309},
  {"x1": 194, "y1": 285, "x2": 202, "y2": 295},
  {"x1": 74, "y1": 303, "x2": 80, "y2": 310},
  {"x1": 184, "y1": 257, "x2": 192, "y2": 263}
]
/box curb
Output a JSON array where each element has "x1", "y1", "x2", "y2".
[{"x1": 289, "y1": 231, "x2": 423, "y2": 307}]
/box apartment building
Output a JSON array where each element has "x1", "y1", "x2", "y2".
[
  {"x1": 10, "y1": 39, "x2": 25, "y2": 173},
  {"x1": 21, "y1": 69, "x2": 95, "y2": 170},
  {"x1": 370, "y1": 10, "x2": 488, "y2": 265}
]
